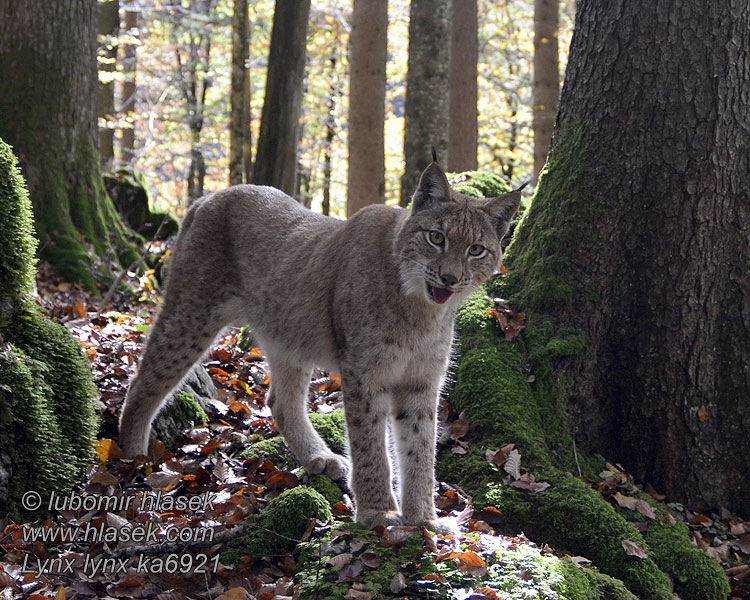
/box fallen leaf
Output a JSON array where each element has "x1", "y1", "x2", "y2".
[
  {"x1": 327, "y1": 553, "x2": 353, "y2": 569},
  {"x1": 343, "y1": 590, "x2": 373, "y2": 600},
  {"x1": 215, "y1": 589, "x2": 250, "y2": 600},
  {"x1": 265, "y1": 471, "x2": 299, "y2": 490},
  {"x1": 359, "y1": 551, "x2": 381, "y2": 568},
  {"x1": 389, "y1": 572, "x2": 407, "y2": 593},
  {"x1": 621, "y1": 539, "x2": 648, "y2": 559},
  {"x1": 94, "y1": 439, "x2": 123, "y2": 462},
  {"x1": 503, "y1": 449, "x2": 522, "y2": 480},
  {"x1": 144, "y1": 469, "x2": 181, "y2": 491}
]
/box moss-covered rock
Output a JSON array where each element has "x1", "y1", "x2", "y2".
[
  {"x1": 104, "y1": 169, "x2": 178, "y2": 240},
  {"x1": 241, "y1": 409, "x2": 346, "y2": 467},
  {"x1": 221, "y1": 486, "x2": 331, "y2": 563},
  {"x1": 307, "y1": 474, "x2": 342, "y2": 506},
  {"x1": 308, "y1": 409, "x2": 346, "y2": 453},
  {"x1": 0, "y1": 138, "x2": 98, "y2": 520}
]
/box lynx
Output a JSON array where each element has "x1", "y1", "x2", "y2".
[{"x1": 119, "y1": 159, "x2": 521, "y2": 533}]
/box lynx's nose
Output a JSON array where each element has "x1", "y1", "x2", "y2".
[{"x1": 440, "y1": 273, "x2": 458, "y2": 288}]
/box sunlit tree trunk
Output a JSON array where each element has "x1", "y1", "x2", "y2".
[
  {"x1": 448, "y1": 0, "x2": 478, "y2": 173},
  {"x1": 120, "y1": 6, "x2": 138, "y2": 166},
  {"x1": 0, "y1": 0, "x2": 138, "y2": 289},
  {"x1": 98, "y1": 0, "x2": 119, "y2": 169},
  {"x1": 346, "y1": 0, "x2": 387, "y2": 217},
  {"x1": 400, "y1": 0, "x2": 451, "y2": 206},
  {"x1": 252, "y1": 0, "x2": 311, "y2": 196},
  {"x1": 229, "y1": 0, "x2": 249, "y2": 185},
  {"x1": 507, "y1": 0, "x2": 750, "y2": 513},
  {"x1": 532, "y1": 0, "x2": 559, "y2": 181}
]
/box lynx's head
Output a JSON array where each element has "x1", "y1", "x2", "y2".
[{"x1": 395, "y1": 161, "x2": 522, "y2": 306}]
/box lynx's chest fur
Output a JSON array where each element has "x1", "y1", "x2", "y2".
[{"x1": 118, "y1": 160, "x2": 521, "y2": 534}]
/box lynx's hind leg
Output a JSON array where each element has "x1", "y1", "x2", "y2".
[
  {"x1": 119, "y1": 303, "x2": 225, "y2": 457},
  {"x1": 265, "y1": 358, "x2": 349, "y2": 480}
]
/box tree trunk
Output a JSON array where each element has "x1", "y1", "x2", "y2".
[
  {"x1": 229, "y1": 0, "x2": 249, "y2": 185},
  {"x1": 98, "y1": 0, "x2": 119, "y2": 169},
  {"x1": 252, "y1": 0, "x2": 311, "y2": 196},
  {"x1": 346, "y1": 0, "x2": 387, "y2": 217},
  {"x1": 120, "y1": 6, "x2": 138, "y2": 166},
  {"x1": 322, "y1": 54, "x2": 338, "y2": 217},
  {"x1": 400, "y1": 0, "x2": 451, "y2": 206},
  {"x1": 508, "y1": 0, "x2": 750, "y2": 514},
  {"x1": 532, "y1": 0, "x2": 559, "y2": 182},
  {"x1": 448, "y1": 0, "x2": 478, "y2": 173},
  {"x1": 0, "y1": 0, "x2": 138, "y2": 290}
]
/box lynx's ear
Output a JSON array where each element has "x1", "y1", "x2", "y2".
[
  {"x1": 412, "y1": 161, "x2": 452, "y2": 212},
  {"x1": 483, "y1": 184, "x2": 525, "y2": 236}
]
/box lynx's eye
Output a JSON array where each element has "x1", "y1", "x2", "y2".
[
  {"x1": 428, "y1": 230, "x2": 445, "y2": 246},
  {"x1": 468, "y1": 244, "x2": 487, "y2": 257}
]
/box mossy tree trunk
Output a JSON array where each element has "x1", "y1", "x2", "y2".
[
  {"x1": 0, "y1": 0, "x2": 139, "y2": 290},
  {"x1": 507, "y1": 0, "x2": 750, "y2": 515},
  {"x1": 0, "y1": 138, "x2": 98, "y2": 520}
]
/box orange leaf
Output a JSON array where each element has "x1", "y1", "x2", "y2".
[
  {"x1": 94, "y1": 439, "x2": 123, "y2": 462},
  {"x1": 456, "y1": 551, "x2": 486, "y2": 567}
]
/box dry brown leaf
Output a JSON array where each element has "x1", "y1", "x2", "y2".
[
  {"x1": 389, "y1": 572, "x2": 407, "y2": 594},
  {"x1": 621, "y1": 539, "x2": 648, "y2": 559}
]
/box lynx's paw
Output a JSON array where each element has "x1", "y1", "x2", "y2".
[
  {"x1": 421, "y1": 516, "x2": 460, "y2": 537},
  {"x1": 305, "y1": 452, "x2": 350, "y2": 481},
  {"x1": 355, "y1": 509, "x2": 404, "y2": 529}
]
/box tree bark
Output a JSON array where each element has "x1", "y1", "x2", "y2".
[
  {"x1": 346, "y1": 0, "x2": 387, "y2": 217},
  {"x1": 532, "y1": 0, "x2": 559, "y2": 182},
  {"x1": 448, "y1": 0, "x2": 478, "y2": 173},
  {"x1": 229, "y1": 0, "x2": 249, "y2": 185},
  {"x1": 0, "y1": 0, "x2": 138, "y2": 290},
  {"x1": 252, "y1": 0, "x2": 311, "y2": 196},
  {"x1": 98, "y1": 0, "x2": 119, "y2": 169},
  {"x1": 120, "y1": 6, "x2": 138, "y2": 166},
  {"x1": 508, "y1": 0, "x2": 750, "y2": 514},
  {"x1": 400, "y1": 0, "x2": 451, "y2": 206}
]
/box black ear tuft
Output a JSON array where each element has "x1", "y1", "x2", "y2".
[
  {"x1": 412, "y1": 161, "x2": 451, "y2": 211},
  {"x1": 431, "y1": 146, "x2": 438, "y2": 163}
]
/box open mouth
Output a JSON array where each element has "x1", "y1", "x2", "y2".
[{"x1": 426, "y1": 283, "x2": 453, "y2": 304}]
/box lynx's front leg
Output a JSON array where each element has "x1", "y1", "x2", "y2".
[
  {"x1": 392, "y1": 379, "x2": 459, "y2": 536},
  {"x1": 342, "y1": 375, "x2": 399, "y2": 527},
  {"x1": 265, "y1": 358, "x2": 349, "y2": 481}
]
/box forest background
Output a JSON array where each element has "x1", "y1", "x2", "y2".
[{"x1": 100, "y1": 0, "x2": 574, "y2": 217}]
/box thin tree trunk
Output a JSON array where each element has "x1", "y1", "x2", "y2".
[
  {"x1": 98, "y1": 0, "x2": 119, "y2": 169},
  {"x1": 448, "y1": 0, "x2": 478, "y2": 173},
  {"x1": 322, "y1": 54, "x2": 338, "y2": 217},
  {"x1": 252, "y1": 0, "x2": 311, "y2": 196},
  {"x1": 532, "y1": 0, "x2": 559, "y2": 181},
  {"x1": 346, "y1": 0, "x2": 387, "y2": 217},
  {"x1": 120, "y1": 6, "x2": 138, "y2": 166},
  {"x1": 0, "y1": 0, "x2": 138, "y2": 289},
  {"x1": 229, "y1": 0, "x2": 249, "y2": 185},
  {"x1": 508, "y1": 0, "x2": 750, "y2": 513},
  {"x1": 400, "y1": 0, "x2": 451, "y2": 206}
]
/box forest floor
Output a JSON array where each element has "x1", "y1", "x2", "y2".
[{"x1": 0, "y1": 259, "x2": 748, "y2": 600}]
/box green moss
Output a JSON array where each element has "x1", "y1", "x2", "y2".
[
  {"x1": 0, "y1": 139, "x2": 36, "y2": 317},
  {"x1": 240, "y1": 436, "x2": 298, "y2": 468},
  {"x1": 307, "y1": 474, "x2": 342, "y2": 506},
  {"x1": 221, "y1": 487, "x2": 331, "y2": 563},
  {"x1": 0, "y1": 140, "x2": 98, "y2": 519},
  {"x1": 448, "y1": 170, "x2": 511, "y2": 199},
  {"x1": 502, "y1": 126, "x2": 599, "y2": 311},
  {"x1": 309, "y1": 409, "x2": 346, "y2": 453},
  {"x1": 644, "y1": 516, "x2": 729, "y2": 600}
]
